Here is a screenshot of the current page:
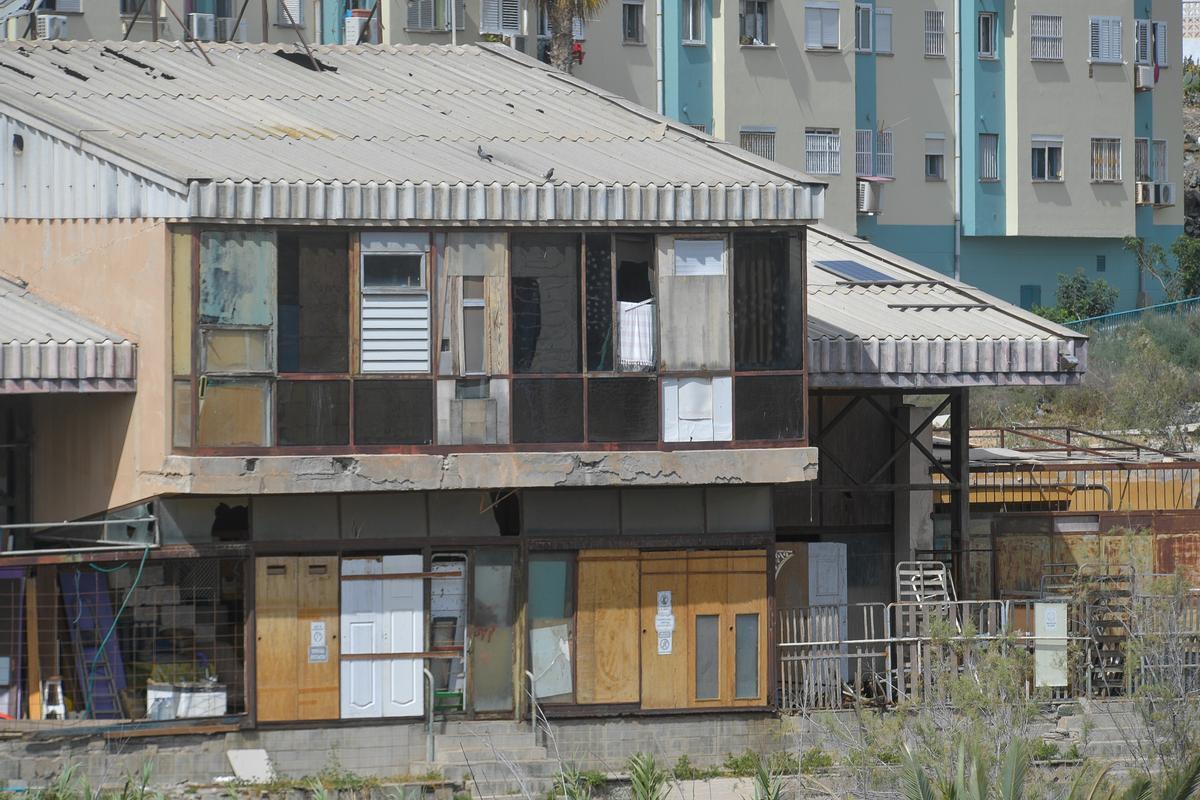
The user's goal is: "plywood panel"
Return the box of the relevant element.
[641,550,688,574]
[576,550,640,705]
[726,571,768,707]
[297,556,340,720]
[686,570,727,708]
[255,557,299,722]
[640,572,687,710]
[688,551,731,573]
[485,275,509,375]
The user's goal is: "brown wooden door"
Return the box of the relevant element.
[639,551,688,710]
[296,556,339,720]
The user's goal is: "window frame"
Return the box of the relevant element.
[682,0,705,44]
[1088,15,1122,64]
[1030,135,1064,183]
[977,11,996,59]
[804,128,842,176]
[1030,13,1063,62]
[1135,137,1151,182]
[1090,137,1122,183]
[924,133,946,182]
[1154,20,1168,67]
[874,7,892,54]
[621,0,644,43]
[804,3,839,51]
[739,126,777,161]
[854,3,871,53]
[739,0,769,46]
[978,133,999,183]
[924,9,945,58]
[855,128,874,177]
[359,234,432,375]
[1135,18,1152,66]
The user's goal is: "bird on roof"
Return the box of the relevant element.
[477,144,494,163]
[543,168,554,181]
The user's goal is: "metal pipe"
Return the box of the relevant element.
[655,0,664,114]
[0,517,158,530]
[449,0,456,45]
[424,667,435,762]
[524,669,538,738]
[952,0,962,281]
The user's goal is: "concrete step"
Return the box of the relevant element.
[435,720,531,736]
[415,760,563,798]
[433,745,550,764]
[435,732,540,749]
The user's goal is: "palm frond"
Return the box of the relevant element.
[1118,775,1153,800]
[1158,754,1200,800]
[998,740,1031,800]
[899,747,937,800]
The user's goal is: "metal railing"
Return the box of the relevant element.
[1063,295,1200,333]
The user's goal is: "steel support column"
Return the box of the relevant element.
[949,388,970,595]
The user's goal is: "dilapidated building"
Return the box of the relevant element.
[0,38,1088,783]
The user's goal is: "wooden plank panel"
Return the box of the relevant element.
[640,572,687,709]
[485,274,509,375]
[686,570,727,708]
[688,551,731,573]
[25,576,40,721]
[641,551,687,574]
[255,557,298,722]
[726,570,768,707]
[576,550,640,704]
[296,556,340,720]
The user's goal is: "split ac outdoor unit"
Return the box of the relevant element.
[35,14,68,39]
[856,180,879,214]
[344,15,380,44]
[188,11,215,41]
[216,16,246,41]
[1155,182,1177,207]
[1135,181,1154,205]
[1135,64,1155,90]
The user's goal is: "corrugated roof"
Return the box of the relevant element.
[0,278,136,392]
[0,40,823,225]
[807,226,1087,388]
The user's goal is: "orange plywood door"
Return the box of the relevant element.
[577,550,640,705]
[255,557,299,722]
[726,568,768,707]
[686,566,727,709]
[296,556,340,720]
[640,551,687,710]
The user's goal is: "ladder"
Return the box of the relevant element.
[59,570,127,719]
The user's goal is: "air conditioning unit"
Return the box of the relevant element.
[1135,64,1155,90]
[216,16,246,41]
[1135,181,1155,205]
[35,14,68,39]
[344,14,380,44]
[856,180,880,214]
[1155,182,1177,207]
[188,12,216,41]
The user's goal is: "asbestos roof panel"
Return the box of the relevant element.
[0,278,136,392]
[807,226,1088,387]
[0,40,823,224]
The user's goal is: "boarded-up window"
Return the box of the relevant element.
[199,232,276,326]
[201,328,272,373]
[734,375,804,440]
[733,233,804,371]
[585,234,614,372]
[354,380,433,445]
[587,377,658,442]
[361,233,431,373]
[662,376,732,442]
[173,379,193,448]
[576,549,640,704]
[658,237,730,371]
[197,377,271,447]
[277,232,349,373]
[277,380,350,446]
[512,378,584,443]
[512,234,581,374]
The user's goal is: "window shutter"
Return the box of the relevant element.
[876,129,894,178]
[572,15,585,39]
[499,0,520,33]
[1089,17,1101,60]
[1155,21,1168,66]
[1108,17,1122,61]
[875,8,891,53]
[480,0,499,33]
[821,8,837,47]
[55,0,82,12]
[804,7,821,48]
[1135,19,1151,65]
[277,0,302,26]
[408,0,434,29]
[456,0,466,28]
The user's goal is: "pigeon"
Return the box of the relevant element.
[477,144,494,162]
[543,167,555,181]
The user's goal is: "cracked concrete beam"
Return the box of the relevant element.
[153,448,819,495]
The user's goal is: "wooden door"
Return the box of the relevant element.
[687,553,728,709]
[577,550,639,704]
[639,551,688,710]
[255,557,299,722]
[296,556,339,720]
[726,552,768,707]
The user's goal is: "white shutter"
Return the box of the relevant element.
[924,10,945,57]
[876,129,894,178]
[1089,17,1101,60]
[407,0,434,29]
[277,0,302,26]
[499,0,520,33]
[804,6,821,48]
[1107,17,1122,62]
[821,8,838,47]
[855,129,873,177]
[55,0,82,12]
[875,8,891,53]
[1154,21,1168,67]
[1135,19,1151,65]
[572,14,585,39]
[361,294,431,373]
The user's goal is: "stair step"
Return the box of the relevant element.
[434,746,549,763]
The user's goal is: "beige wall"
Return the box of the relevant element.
[1153,0,1185,228]
[1,220,172,521]
[571,0,658,110]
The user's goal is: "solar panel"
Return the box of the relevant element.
[816,259,894,283]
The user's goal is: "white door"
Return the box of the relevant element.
[340,555,425,719]
[806,542,849,676]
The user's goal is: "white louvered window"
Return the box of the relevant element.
[277,0,302,26]
[876,128,894,178]
[854,4,871,52]
[54,0,82,12]
[1089,16,1122,64]
[805,128,841,175]
[1154,20,1168,67]
[805,3,839,50]
[739,127,776,160]
[979,133,999,182]
[924,10,945,57]
[408,0,466,31]
[1135,138,1150,180]
[855,128,873,176]
[480,0,521,35]
[1135,19,1152,65]
[875,7,892,53]
[1090,137,1122,183]
[360,233,431,374]
[1152,139,1168,182]
[1030,14,1062,61]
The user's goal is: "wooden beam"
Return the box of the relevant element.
[25,576,40,721]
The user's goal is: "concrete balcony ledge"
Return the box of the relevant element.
[155,447,819,495]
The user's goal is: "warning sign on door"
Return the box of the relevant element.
[308,621,328,663]
[657,635,672,655]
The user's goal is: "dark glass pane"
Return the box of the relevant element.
[733,233,803,371]
[615,235,656,372]
[353,380,433,445]
[277,380,349,446]
[277,232,350,373]
[511,234,581,374]
[463,303,485,375]
[363,253,424,289]
[587,377,658,443]
[512,378,584,443]
[585,234,614,372]
[735,613,759,699]
[734,375,804,441]
[695,614,719,700]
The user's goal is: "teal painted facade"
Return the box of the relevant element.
[960,0,1005,236]
[663,0,713,131]
[857,220,958,277]
[322,0,345,43]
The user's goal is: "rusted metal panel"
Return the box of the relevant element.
[994,533,1051,597]
[1156,533,1200,584]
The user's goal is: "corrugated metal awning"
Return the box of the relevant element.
[0,278,136,393]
